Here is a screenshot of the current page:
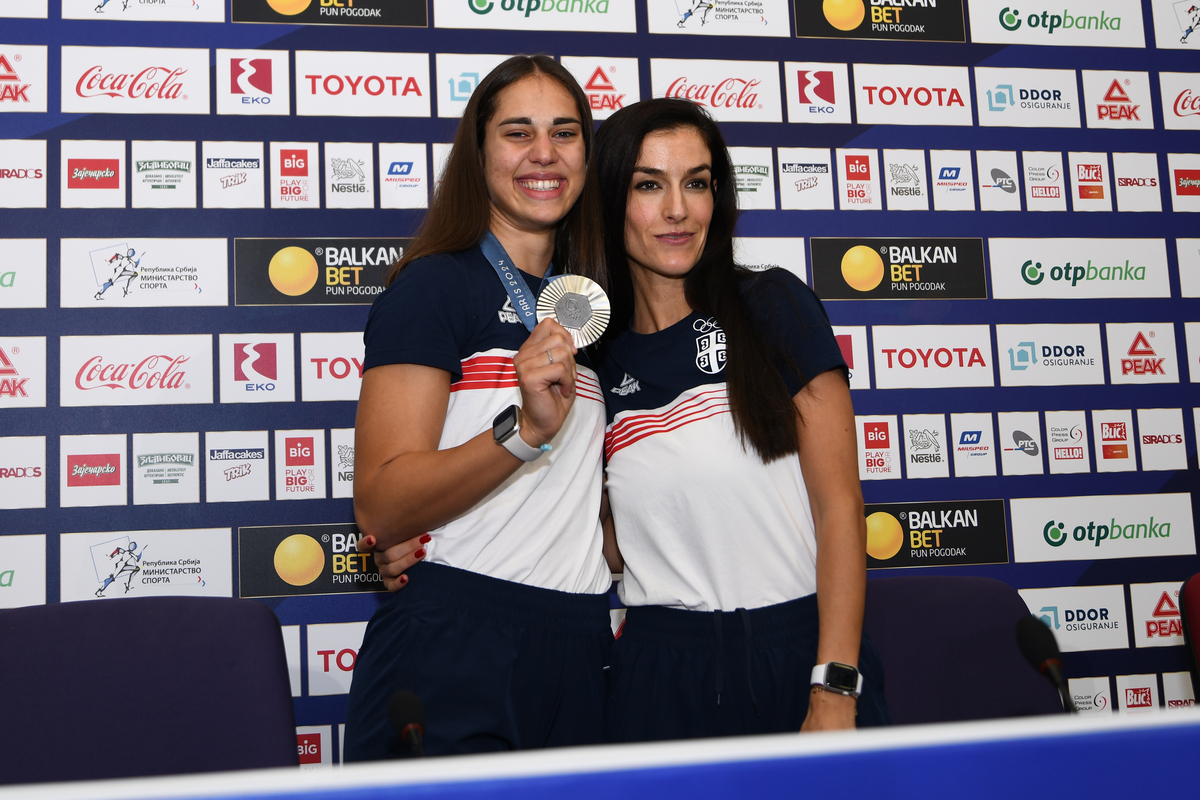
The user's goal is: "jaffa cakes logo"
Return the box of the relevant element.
[238,523,383,597]
[231,0,426,26]
[89,536,205,598]
[865,499,1008,568]
[797,0,966,41]
[693,317,726,374]
[234,238,408,305]
[811,238,986,300]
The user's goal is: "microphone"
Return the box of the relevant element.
[1016,614,1077,713]
[387,690,426,758]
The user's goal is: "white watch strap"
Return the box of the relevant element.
[501,428,545,462]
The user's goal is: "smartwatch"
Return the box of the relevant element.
[810,662,863,699]
[492,404,547,462]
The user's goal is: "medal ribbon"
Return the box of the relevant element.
[481,231,554,333]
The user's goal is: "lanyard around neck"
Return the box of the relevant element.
[480,231,555,333]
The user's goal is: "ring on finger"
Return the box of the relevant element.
[546,349,554,365]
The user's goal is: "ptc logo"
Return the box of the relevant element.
[1043,520,1067,547]
[1020,260,1045,285]
[467,0,494,13]
[999,6,1022,30]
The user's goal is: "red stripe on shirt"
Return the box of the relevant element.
[605,389,730,460]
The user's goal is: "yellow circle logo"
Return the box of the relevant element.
[266,0,312,15]
[865,512,904,561]
[823,0,865,30]
[274,534,325,586]
[269,247,319,297]
[840,245,885,292]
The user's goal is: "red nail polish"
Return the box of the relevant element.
[414,548,426,559]
[399,575,409,585]
[419,533,432,544]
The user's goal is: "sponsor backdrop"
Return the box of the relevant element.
[2,0,1199,762]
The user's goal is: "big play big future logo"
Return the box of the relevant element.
[233,238,408,306]
[239,523,384,597]
[799,0,966,41]
[230,0,426,25]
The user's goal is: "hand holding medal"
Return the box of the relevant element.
[535,275,611,348]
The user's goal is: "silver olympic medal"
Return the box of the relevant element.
[536,274,611,348]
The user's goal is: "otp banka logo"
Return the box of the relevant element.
[234,342,277,390]
[997,6,1124,35]
[230,58,273,104]
[1020,258,1149,288]
[1043,516,1174,549]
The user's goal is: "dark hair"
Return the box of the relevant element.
[386,55,604,288]
[593,98,800,462]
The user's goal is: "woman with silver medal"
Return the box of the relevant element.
[343,56,618,760]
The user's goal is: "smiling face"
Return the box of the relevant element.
[623,127,714,285]
[482,73,587,236]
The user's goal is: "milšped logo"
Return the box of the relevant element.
[468,0,612,16]
[1043,516,1172,548]
[997,6,1124,34]
[1020,258,1147,287]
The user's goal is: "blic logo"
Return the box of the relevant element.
[74,355,189,391]
[75,65,187,100]
[1125,687,1153,709]
[1043,516,1173,548]
[664,76,761,111]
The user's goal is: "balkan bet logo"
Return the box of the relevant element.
[230,57,272,100]
[0,347,27,399]
[231,0,427,26]
[0,54,32,104]
[583,66,624,113]
[1098,79,1139,121]
[66,453,121,487]
[802,0,965,41]
[239,523,384,598]
[1123,331,1163,376]
[797,70,835,105]
[67,159,120,189]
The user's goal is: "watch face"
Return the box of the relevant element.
[493,406,518,442]
[825,663,859,692]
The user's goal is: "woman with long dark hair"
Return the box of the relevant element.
[342,55,615,759]
[593,98,889,739]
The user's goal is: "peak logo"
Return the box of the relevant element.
[972,1,1145,48]
[1081,73,1150,127]
[1106,323,1178,384]
[797,0,966,41]
[0,46,48,112]
[561,57,639,122]
[0,53,32,105]
[61,46,209,115]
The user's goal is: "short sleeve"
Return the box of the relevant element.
[741,269,847,396]
[362,255,474,381]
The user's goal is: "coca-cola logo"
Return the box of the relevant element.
[664,76,761,110]
[74,355,190,391]
[1174,89,1200,118]
[75,65,188,100]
